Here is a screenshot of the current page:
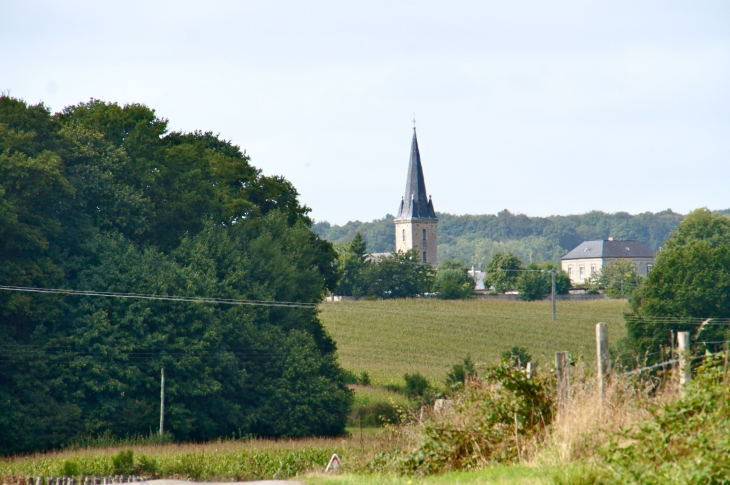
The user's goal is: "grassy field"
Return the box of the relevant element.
[320,298,628,385]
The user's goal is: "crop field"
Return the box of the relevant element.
[320,298,628,385]
[0,436,390,481]
[0,436,553,484]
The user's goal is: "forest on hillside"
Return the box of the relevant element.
[312,209,730,268]
[0,96,350,454]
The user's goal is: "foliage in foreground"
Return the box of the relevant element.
[598,354,730,484]
[400,362,553,475]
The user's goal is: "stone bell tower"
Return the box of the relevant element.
[394,128,438,264]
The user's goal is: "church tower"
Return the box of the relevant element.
[395,128,438,264]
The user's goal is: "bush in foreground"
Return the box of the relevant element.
[598,354,730,484]
[401,362,553,475]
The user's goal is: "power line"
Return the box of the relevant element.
[0,285,316,308]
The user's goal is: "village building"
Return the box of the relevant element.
[394,128,438,264]
[561,238,655,284]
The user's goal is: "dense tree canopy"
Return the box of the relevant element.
[627,209,730,356]
[596,259,643,299]
[434,260,475,299]
[0,96,350,454]
[333,233,434,299]
[484,252,523,293]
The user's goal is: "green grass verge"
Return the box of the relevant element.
[303,467,547,485]
[320,298,628,385]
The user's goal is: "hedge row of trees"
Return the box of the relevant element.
[0,96,351,454]
[335,233,475,300]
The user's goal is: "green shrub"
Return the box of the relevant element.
[351,401,400,427]
[501,347,532,368]
[600,353,730,483]
[435,260,475,299]
[445,355,478,391]
[516,270,551,301]
[136,455,159,477]
[61,460,80,477]
[112,449,135,475]
[404,373,432,402]
[342,369,359,384]
[358,371,371,386]
[401,362,553,475]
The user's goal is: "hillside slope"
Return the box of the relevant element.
[319,298,628,385]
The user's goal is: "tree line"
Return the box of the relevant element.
[312,209,709,268]
[0,96,350,454]
[334,233,475,300]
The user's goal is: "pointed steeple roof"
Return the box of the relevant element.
[396,129,437,221]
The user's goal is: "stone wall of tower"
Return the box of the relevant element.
[394,219,438,264]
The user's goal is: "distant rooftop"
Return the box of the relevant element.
[561,240,655,261]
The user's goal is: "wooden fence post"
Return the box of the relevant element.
[677,331,691,393]
[596,322,610,407]
[555,351,570,424]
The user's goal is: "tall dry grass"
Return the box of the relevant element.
[534,362,677,467]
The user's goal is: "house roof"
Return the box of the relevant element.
[561,240,655,261]
[395,129,437,221]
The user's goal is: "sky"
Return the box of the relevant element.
[1,1,729,225]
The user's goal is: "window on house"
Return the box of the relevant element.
[422,228,426,243]
[579,266,585,278]
[568,266,573,276]
[422,251,427,263]
[590,265,596,275]
[647,264,653,273]
[402,229,405,242]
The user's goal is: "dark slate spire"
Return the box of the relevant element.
[396,129,437,220]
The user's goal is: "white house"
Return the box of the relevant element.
[561,238,655,284]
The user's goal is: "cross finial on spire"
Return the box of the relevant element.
[412,113,416,130]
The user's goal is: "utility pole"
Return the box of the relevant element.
[160,367,165,436]
[551,270,557,322]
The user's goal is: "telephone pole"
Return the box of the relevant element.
[160,367,165,436]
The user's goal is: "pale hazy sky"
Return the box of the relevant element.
[2,1,729,224]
